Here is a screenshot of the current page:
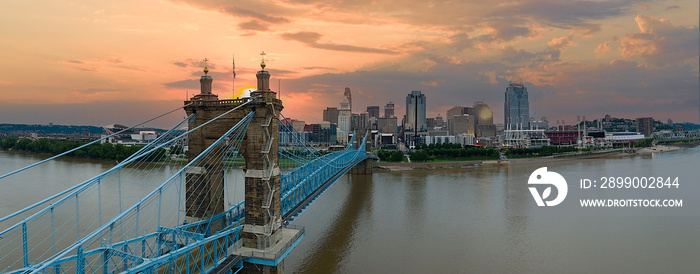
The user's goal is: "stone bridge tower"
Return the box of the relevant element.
[184,55,291,273]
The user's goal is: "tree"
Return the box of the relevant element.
[1,137,17,149]
[410,150,430,162]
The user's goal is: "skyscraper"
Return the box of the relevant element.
[405,90,427,132]
[384,102,395,118]
[474,101,496,137]
[446,106,473,135]
[504,80,529,130]
[338,98,351,143]
[366,106,380,118]
[636,117,654,137]
[344,87,352,112]
[323,107,339,125]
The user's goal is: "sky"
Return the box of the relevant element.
[0,0,698,129]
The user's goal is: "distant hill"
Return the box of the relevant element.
[675,123,700,131]
[0,124,167,136]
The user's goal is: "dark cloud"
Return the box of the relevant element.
[238,20,269,31]
[502,0,637,28]
[173,59,216,70]
[280,31,397,54]
[501,46,537,63]
[223,7,289,24]
[277,41,697,124]
[163,79,200,89]
[66,60,84,64]
[486,22,533,42]
[665,5,680,10]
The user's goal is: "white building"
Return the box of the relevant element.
[423,135,457,145]
[337,97,351,143]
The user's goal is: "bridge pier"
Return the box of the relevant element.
[350,158,373,174]
[350,129,373,175]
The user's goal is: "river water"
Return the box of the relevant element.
[1,148,699,272]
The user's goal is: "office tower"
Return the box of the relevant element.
[446,106,473,135]
[451,115,474,135]
[366,106,380,119]
[323,107,339,125]
[504,80,529,130]
[338,98,351,143]
[344,87,352,112]
[473,101,496,137]
[636,117,654,137]
[405,90,427,132]
[384,102,395,118]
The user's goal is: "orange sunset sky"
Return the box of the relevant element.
[0,0,698,128]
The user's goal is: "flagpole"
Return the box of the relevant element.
[232,53,236,98]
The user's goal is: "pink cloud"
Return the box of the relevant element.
[595,41,610,54]
[619,15,699,66]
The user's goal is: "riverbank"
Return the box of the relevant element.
[375,149,634,171]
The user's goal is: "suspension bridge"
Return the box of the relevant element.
[0,60,373,273]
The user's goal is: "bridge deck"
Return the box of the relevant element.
[282,156,370,223]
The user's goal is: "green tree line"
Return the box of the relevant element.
[377,150,406,162]
[504,146,578,157]
[0,137,148,161]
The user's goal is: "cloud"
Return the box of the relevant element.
[163,79,200,89]
[303,66,338,71]
[238,20,269,31]
[280,31,398,54]
[481,22,533,43]
[223,7,289,24]
[619,15,699,66]
[76,88,120,94]
[503,0,636,28]
[173,58,216,69]
[595,41,611,54]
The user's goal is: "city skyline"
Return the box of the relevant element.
[0,0,698,128]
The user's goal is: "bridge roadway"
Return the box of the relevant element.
[282,156,371,223]
[173,154,373,274]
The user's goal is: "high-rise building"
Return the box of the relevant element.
[311,122,337,144]
[355,112,369,130]
[338,98,351,143]
[405,90,427,132]
[446,106,473,135]
[384,102,395,118]
[473,102,496,137]
[451,115,474,135]
[323,107,339,125]
[377,116,398,134]
[344,87,352,112]
[291,120,305,132]
[366,106,380,119]
[426,118,436,129]
[636,117,654,137]
[504,80,529,130]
